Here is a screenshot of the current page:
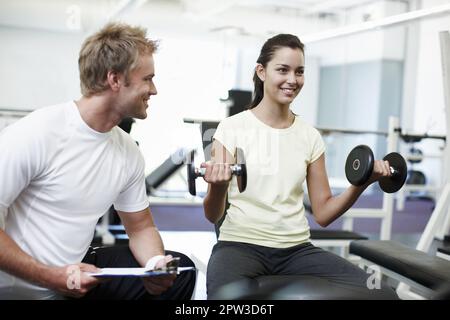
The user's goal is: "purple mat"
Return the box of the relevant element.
[150,194,434,234]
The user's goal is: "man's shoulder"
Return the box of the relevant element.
[112,126,141,153]
[110,127,145,173]
[2,102,71,140]
[17,101,71,127]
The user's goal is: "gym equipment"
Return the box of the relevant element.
[118,117,135,134]
[396,30,450,299]
[210,275,388,300]
[350,240,450,299]
[145,148,192,195]
[386,30,450,299]
[345,145,407,193]
[406,170,426,185]
[187,147,247,196]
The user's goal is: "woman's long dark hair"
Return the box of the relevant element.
[248,34,304,109]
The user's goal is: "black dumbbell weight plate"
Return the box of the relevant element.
[235,147,247,193]
[237,163,247,193]
[379,152,407,193]
[345,145,374,186]
[187,151,197,196]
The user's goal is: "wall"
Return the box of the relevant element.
[0,27,82,109]
[403,0,450,188]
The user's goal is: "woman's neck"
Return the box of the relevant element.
[251,101,295,129]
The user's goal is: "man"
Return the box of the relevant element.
[0,22,196,300]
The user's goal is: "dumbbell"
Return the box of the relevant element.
[345,145,407,193]
[187,147,247,196]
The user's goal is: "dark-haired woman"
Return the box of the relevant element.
[202,34,398,300]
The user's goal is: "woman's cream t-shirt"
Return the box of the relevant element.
[213,110,325,248]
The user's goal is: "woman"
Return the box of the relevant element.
[202,34,398,300]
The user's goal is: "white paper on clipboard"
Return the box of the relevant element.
[85,266,195,278]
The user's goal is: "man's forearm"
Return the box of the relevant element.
[128,226,165,267]
[0,229,51,287]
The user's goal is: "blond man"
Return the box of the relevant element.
[0,23,196,300]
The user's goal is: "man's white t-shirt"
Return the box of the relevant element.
[0,101,149,299]
[213,110,325,248]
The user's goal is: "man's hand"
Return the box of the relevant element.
[142,255,176,295]
[46,263,101,298]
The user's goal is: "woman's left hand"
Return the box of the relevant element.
[368,160,392,184]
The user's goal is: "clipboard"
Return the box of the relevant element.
[85,257,195,278]
[85,267,195,278]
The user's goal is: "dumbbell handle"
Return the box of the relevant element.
[389,166,398,176]
[194,164,242,178]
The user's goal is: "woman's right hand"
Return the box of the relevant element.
[200,161,232,187]
[45,263,101,298]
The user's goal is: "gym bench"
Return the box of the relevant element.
[349,240,450,299]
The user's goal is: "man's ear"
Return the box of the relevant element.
[255,64,265,82]
[106,71,121,92]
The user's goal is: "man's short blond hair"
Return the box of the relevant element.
[78,22,158,96]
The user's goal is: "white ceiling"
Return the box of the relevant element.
[0,0,409,41]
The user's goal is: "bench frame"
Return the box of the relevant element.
[357,258,433,299]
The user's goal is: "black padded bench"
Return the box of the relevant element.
[435,236,450,260]
[438,246,450,255]
[310,230,368,258]
[211,275,393,300]
[437,245,450,260]
[350,240,450,298]
[311,230,367,240]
